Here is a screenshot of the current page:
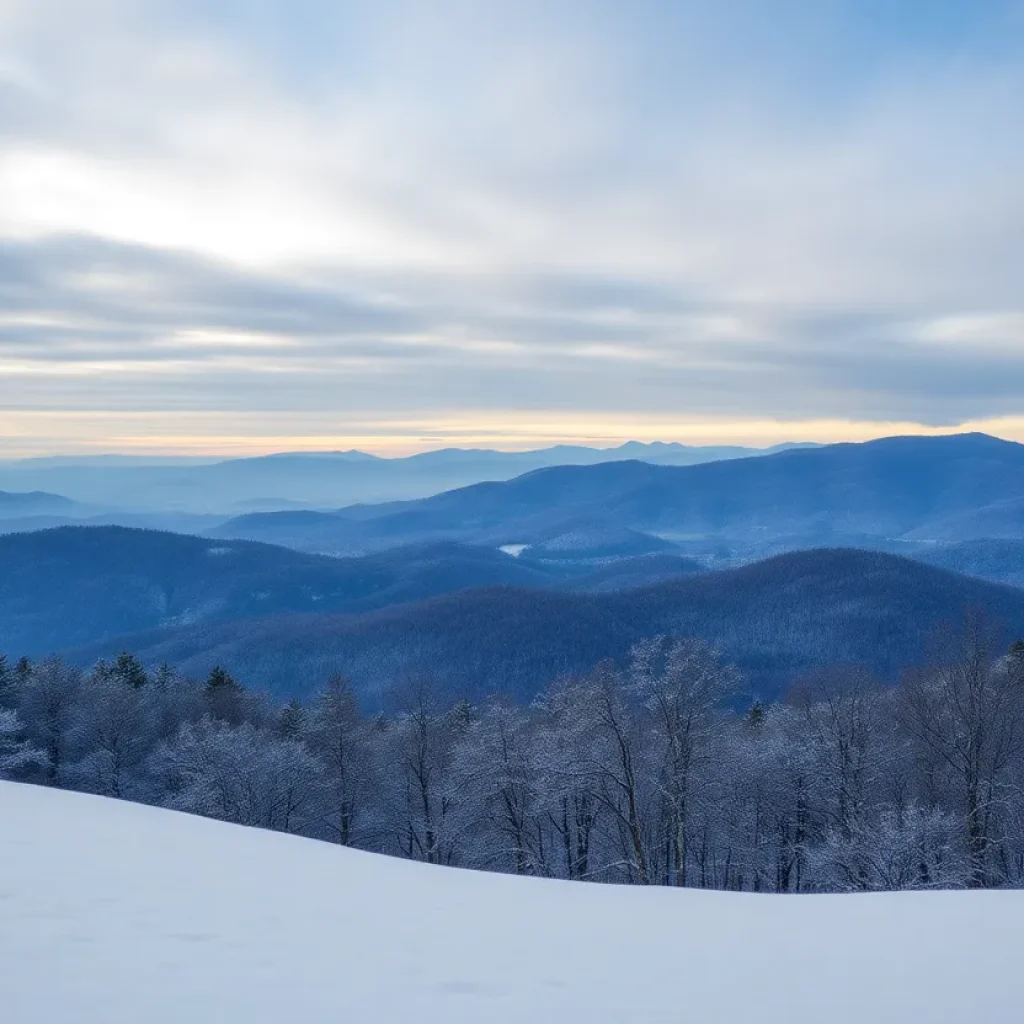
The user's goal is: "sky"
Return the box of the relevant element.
[1,0,1023,456]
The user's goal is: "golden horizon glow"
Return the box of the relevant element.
[3,411,1024,460]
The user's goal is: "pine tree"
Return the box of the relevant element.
[112,651,149,689]
[745,701,767,729]
[14,656,32,686]
[205,666,244,723]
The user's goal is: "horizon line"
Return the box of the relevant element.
[0,422,1020,463]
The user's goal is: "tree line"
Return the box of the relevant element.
[2,614,1024,892]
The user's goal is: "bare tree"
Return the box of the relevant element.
[898,611,1024,887]
[533,680,603,880]
[381,678,464,866]
[304,675,372,847]
[631,636,739,886]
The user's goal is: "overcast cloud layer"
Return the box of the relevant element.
[1,0,1023,455]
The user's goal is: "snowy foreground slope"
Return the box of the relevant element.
[2,783,1022,1024]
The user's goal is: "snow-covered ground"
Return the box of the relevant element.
[2,782,1022,1023]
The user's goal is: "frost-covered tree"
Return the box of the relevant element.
[532,680,603,880]
[580,661,659,884]
[70,662,157,799]
[898,613,1024,887]
[0,709,46,777]
[810,804,966,891]
[16,656,82,786]
[154,719,322,834]
[630,636,738,886]
[451,701,542,874]
[379,679,464,865]
[303,676,373,847]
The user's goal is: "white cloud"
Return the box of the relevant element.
[0,0,1023,452]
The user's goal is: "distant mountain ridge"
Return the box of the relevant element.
[0,490,82,519]
[0,440,819,513]
[214,432,1024,556]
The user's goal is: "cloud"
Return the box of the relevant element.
[0,1,1022,452]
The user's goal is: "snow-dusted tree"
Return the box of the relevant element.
[154,718,322,834]
[579,660,659,884]
[746,704,827,892]
[630,636,739,886]
[533,679,604,880]
[0,653,13,709]
[0,709,46,777]
[898,612,1024,887]
[303,676,373,847]
[712,711,782,891]
[16,656,82,786]
[379,679,464,865]
[786,667,889,845]
[810,803,966,891]
[451,700,542,874]
[69,662,157,799]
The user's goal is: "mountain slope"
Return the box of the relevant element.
[1,782,1020,1024]
[215,433,1024,555]
[913,539,1024,588]
[67,549,1024,704]
[0,489,81,519]
[904,497,1024,541]
[0,527,565,655]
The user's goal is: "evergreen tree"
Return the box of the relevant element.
[112,651,149,690]
[205,666,244,723]
[745,701,767,729]
[14,656,32,686]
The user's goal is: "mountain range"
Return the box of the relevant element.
[213,432,1024,557]
[0,440,816,514]
[6,432,1024,706]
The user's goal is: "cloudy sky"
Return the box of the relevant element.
[1,0,1023,456]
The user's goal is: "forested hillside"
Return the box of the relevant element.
[0,527,572,653]
[65,549,1024,703]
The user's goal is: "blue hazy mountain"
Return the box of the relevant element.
[912,539,1024,589]
[0,490,83,519]
[0,527,585,655]
[213,433,1024,556]
[0,526,706,657]
[0,440,817,514]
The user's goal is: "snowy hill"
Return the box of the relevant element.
[1,782,1021,1023]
